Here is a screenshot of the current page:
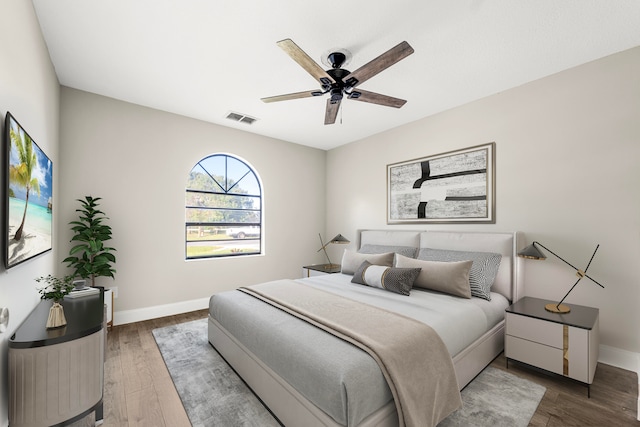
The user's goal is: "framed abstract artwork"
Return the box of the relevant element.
[4,112,53,268]
[387,142,495,224]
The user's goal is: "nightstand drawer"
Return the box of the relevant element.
[506,312,563,348]
[505,335,563,375]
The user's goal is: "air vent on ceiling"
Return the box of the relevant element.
[225,111,258,125]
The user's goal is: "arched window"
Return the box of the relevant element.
[185,154,262,259]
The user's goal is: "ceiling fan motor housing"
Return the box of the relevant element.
[327,67,351,89]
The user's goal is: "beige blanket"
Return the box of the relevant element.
[240,280,462,427]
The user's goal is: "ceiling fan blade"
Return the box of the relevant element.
[325,99,341,125]
[261,90,319,103]
[348,89,407,108]
[277,39,336,86]
[343,41,414,89]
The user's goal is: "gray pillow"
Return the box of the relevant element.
[417,248,502,301]
[395,254,473,298]
[358,244,418,258]
[351,261,421,296]
[341,250,394,275]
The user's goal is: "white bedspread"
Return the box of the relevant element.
[298,273,509,357]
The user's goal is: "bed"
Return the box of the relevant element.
[208,230,523,427]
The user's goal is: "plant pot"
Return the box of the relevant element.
[46,301,67,329]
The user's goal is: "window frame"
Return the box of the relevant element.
[185,153,263,260]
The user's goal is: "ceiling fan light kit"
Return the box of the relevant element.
[262,38,414,125]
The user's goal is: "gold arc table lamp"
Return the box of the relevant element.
[517,241,605,313]
[317,233,350,269]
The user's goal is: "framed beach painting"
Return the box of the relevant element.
[4,112,53,268]
[387,142,495,224]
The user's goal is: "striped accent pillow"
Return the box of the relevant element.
[351,261,421,296]
[417,248,502,301]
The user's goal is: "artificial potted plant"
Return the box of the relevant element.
[63,196,117,287]
[36,274,75,328]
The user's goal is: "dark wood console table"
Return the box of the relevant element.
[9,291,105,426]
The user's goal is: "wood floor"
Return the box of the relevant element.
[91,309,638,427]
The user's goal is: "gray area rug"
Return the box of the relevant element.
[152,319,280,427]
[153,318,545,427]
[439,365,546,427]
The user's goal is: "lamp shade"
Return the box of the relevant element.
[517,243,546,260]
[329,234,350,245]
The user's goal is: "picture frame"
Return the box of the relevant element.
[387,142,495,224]
[4,112,53,268]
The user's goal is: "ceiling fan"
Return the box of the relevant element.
[261,39,414,125]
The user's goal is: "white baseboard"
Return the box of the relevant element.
[599,344,640,421]
[599,344,640,372]
[114,299,640,421]
[113,297,210,326]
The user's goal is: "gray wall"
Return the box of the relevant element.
[326,47,640,361]
[0,1,61,425]
[58,88,327,321]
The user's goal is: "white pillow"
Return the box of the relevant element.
[341,250,394,275]
[358,244,418,258]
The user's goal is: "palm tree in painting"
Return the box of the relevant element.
[9,127,41,241]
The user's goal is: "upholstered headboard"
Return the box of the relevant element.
[359,230,523,302]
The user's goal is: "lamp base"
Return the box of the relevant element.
[545,303,571,313]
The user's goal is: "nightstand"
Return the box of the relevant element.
[302,263,341,277]
[505,296,599,397]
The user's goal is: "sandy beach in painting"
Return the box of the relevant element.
[7,198,52,267]
[7,220,52,266]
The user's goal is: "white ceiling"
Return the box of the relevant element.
[32,0,640,150]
